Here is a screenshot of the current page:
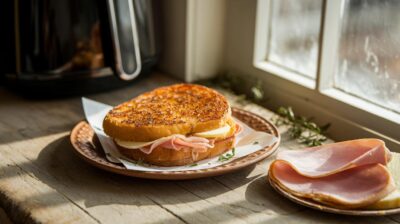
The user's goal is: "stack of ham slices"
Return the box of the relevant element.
[269,139,396,209]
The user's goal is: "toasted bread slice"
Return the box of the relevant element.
[103,84,231,141]
[116,135,236,166]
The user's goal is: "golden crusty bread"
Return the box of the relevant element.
[103,84,231,141]
[116,135,236,166]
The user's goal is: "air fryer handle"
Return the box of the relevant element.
[107,0,141,81]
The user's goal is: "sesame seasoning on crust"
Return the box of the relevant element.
[103,84,231,141]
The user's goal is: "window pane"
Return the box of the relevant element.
[268,0,323,78]
[335,0,400,113]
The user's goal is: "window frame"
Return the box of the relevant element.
[254,0,400,145]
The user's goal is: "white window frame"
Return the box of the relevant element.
[254,0,400,146]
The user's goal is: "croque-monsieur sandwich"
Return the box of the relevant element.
[103,84,240,166]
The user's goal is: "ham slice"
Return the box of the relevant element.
[270,161,395,208]
[276,139,391,178]
[138,135,214,154]
[269,138,395,208]
[117,124,242,155]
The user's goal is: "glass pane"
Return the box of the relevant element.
[335,0,400,113]
[268,0,323,78]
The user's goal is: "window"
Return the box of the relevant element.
[254,0,400,142]
[336,0,400,113]
[267,0,322,79]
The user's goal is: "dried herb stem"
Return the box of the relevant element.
[274,107,330,147]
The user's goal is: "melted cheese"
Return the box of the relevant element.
[115,124,234,149]
[114,135,182,149]
[193,124,232,138]
[115,139,156,149]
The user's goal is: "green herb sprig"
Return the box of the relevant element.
[274,107,330,147]
[218,148,236,162]
[133,158,146,166]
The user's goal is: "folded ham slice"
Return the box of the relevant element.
[276,139,391,178]
[269,138,395,209]
[270,161,395,208]
[138,135,214,154]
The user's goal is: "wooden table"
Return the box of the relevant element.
[1,73,399,224]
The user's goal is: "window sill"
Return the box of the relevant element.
[321,88,400,125]
[254,61,316,89]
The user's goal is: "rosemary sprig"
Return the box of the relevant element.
[218,148,236,162]
[274,107,330,147]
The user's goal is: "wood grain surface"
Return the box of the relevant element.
[1,72,400,224]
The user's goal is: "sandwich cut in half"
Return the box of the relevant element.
[103,84,240,166]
